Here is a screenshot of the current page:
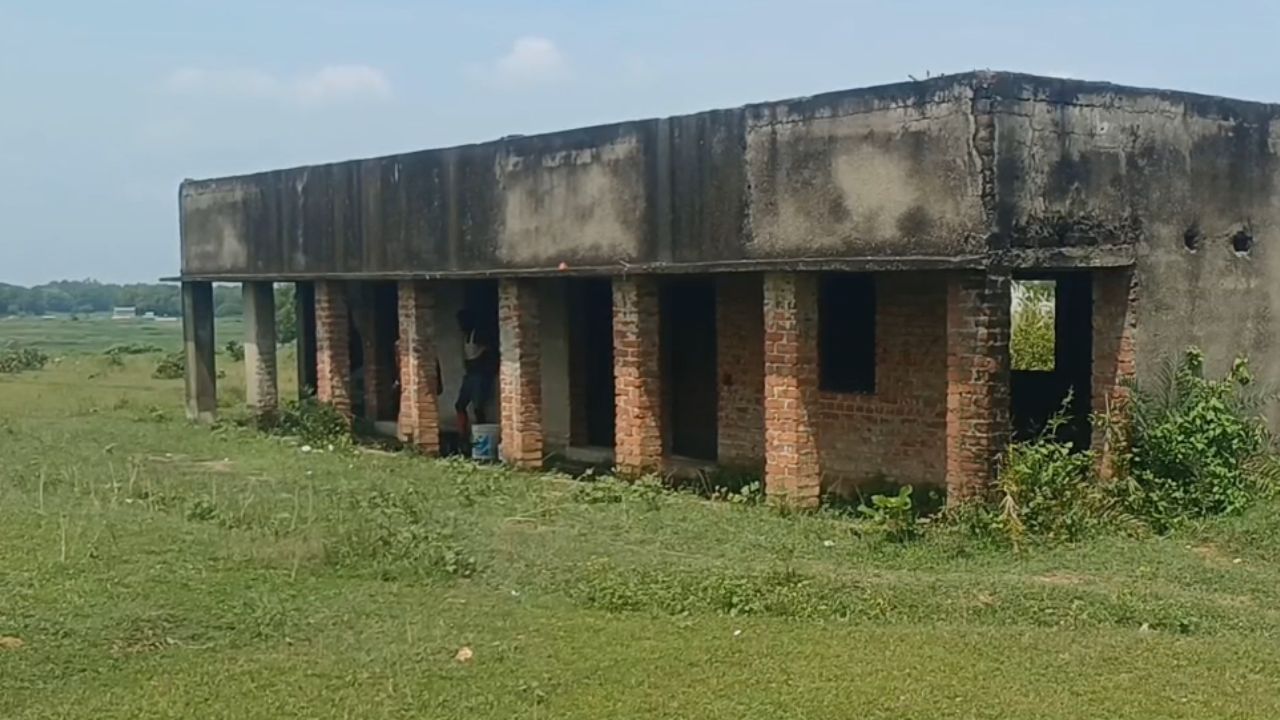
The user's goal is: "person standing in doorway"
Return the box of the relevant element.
[455,308,494,444]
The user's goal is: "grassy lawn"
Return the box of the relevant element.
[2,328,1280,718]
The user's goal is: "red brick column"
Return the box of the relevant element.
[315,281,352,422]
[397,280,440,455]
[945,271,1011,504]
[499,278,544,468]
[613,276,664,474]
[1092,268,1137,477]
[717,274,765,468]
[763,273,821,507]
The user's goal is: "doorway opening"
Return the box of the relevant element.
[568,278,616,448]
[662,277,718,461]
[1010,272,1092,447]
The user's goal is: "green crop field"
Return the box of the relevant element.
[2,321,1280,718]
[0,315,243,355]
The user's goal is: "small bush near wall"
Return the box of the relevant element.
[1106,348,1279,532]
[979,347,1280,545]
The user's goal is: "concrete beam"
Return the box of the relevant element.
[182,281,217,423]
[242,281,278,419]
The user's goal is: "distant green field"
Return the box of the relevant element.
[0,315,243,354]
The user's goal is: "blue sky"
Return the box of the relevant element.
[2,0,1278,285]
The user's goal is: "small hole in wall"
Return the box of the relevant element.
[1183,226,1201,252]
[1232,230,1254,256]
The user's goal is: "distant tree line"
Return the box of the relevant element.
[0,280,298,323]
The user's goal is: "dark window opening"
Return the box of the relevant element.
[818,274,875,394]
[662,278,718,461]
[568,278,616,448]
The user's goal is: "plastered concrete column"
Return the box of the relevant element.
[945,270,1011,504]
[499,278,544,468]
[242,281,278,420]
[613,276,664,474]
[397,280,441,455]
[315,281,352,422]
[182,281,217,424]
[762,273,821,508]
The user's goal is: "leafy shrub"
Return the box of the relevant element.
[0,345,49,374]
[104,343,163,357]
[326,488,478,580]
[152,351,185,379]
[1108,349,1277,532]
[273,397,351,447]
[857,485,918,542]
[1011,281,1055,371]
[223,340,245,362]
[998,419,1109,545]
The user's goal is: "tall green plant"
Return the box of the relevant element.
[1107,348,1276,532]
[1011,282,1055,372]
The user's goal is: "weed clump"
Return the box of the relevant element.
[273,398,351,448]
[152,350,185,380]
[1109,348,1277,532]
[986,348,1279,545]
[104,343,163,357]
[0,344,49,374]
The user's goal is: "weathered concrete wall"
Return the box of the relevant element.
[180,76,988,279]
[744,84,985,259]
[992,75,1280,424]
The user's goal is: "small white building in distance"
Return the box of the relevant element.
[111,306,136,320]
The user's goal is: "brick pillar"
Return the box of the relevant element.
[763,273,821,507]
[315,281,352,422]
[499,279,543,468]
[613,276,664,474]
[945,271,1011,504]
[182,281,217,424]
[1092,267,1137,477]
[242,281,278,420]
[397,281,440,454]
[717,274,765,468]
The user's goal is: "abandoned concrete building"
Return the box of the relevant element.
[176,71,1279,507]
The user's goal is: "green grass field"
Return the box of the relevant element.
[3,322,1280,718]
[0,315,243,354]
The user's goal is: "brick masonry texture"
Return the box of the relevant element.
[315,281,352,421]
[1092,267,1137,476]
[818,274,948,491]
[763,273,822,507]
[716,275,765,467]
[499,279,544,468]
[945,270,1011,503]
[397,280,440,455]
[613,276,664,474]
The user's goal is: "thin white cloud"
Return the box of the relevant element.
[294,65,392,104]
[162,64,392,105]
[488,36,568,87]
[164,67,280,98]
